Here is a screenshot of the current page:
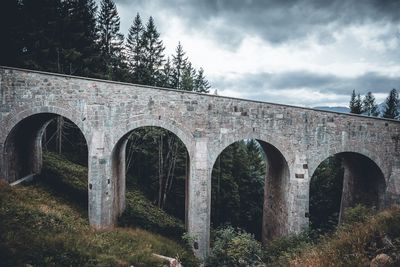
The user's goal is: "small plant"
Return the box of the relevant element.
[182,232,197,248]
[264,231,312,265]
[341,204,375,225]
[205,226,265,267]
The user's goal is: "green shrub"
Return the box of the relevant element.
[205,226,265,267]
[341,204,375,225]
[264,231,312,265]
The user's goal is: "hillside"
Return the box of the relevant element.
[0,152,198,267]
[2,152,400,267]
[267,206,400,267]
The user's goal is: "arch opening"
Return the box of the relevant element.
[4,113,54,182]
[3,112,89,211]
[112,126,190,233]
[309,152,386,234]
[211,139,290,244]
[42,116,88,166]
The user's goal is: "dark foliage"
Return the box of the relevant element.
[124,127,189,222]
[383,88,399,119]
[0,0,211,90]
[211,140,266,240]
[362,91,379,117]
[205,227,265,267]
[43,117,88,166]
[349,89,362,114]
[309,156,344,234]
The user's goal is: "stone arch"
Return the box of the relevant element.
[308,147,386,183]
[0,106,91,146]
[309,151,386,228]
[0,106,90,183]
[112,118,194,159]
[110,118,193,220]
[210,135,291,244]
[210,132,292,169]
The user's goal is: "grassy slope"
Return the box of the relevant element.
[6,152,399,267]
[0,152,198,267]
[268,206,400,267]
[291,208,400,266]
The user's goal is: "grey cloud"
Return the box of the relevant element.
[268,72,400,94]
[115,0,400,46]
[214,71,400,98]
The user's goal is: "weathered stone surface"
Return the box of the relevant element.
[1,66,400,259]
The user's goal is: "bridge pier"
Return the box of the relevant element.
[187,138,211,259]
[88,131,115,228]
[386,158,400,206]
[88,153,116,228]
[260,141,292,243]
[111,138,128,217]
[0,144,4,180]
[286,154,310,235]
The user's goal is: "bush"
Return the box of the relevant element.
[205,226,265,267]
[341,204,375,225]
[264,231,312,265]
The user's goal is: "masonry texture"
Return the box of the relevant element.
[1,67,400,259]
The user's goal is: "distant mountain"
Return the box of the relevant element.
[313,103,400,118]
[313,106,350,113]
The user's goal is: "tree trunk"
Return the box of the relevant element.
[56,116,64,154]
[161,135,178,209]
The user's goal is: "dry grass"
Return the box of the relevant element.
[0,153,198,267]
[286,207,400,267]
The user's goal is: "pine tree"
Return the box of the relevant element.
[309,157,344,233]
[0,0,24,67]
[126,13,144,83]
[194,68,211,93]
[362,91,379,117]
[383,88,399,119]
[349,90,356,112]
[159,57,174,88]
[349,90,362,114]
[98,0,124,80]
[60,0,101,76]
[211,140,266,239]
[240,140,265,239]
[141,16,165,86]
[172,42,188,89]
[19,0,63,72]
[211,144,240,227]
[124,126,188,219]
[180,62,196,91]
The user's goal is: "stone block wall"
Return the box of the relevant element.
[1,66,400,259]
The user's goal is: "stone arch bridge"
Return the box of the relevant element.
[1,66,400,259]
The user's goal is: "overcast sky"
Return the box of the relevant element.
[109,0,400,107]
